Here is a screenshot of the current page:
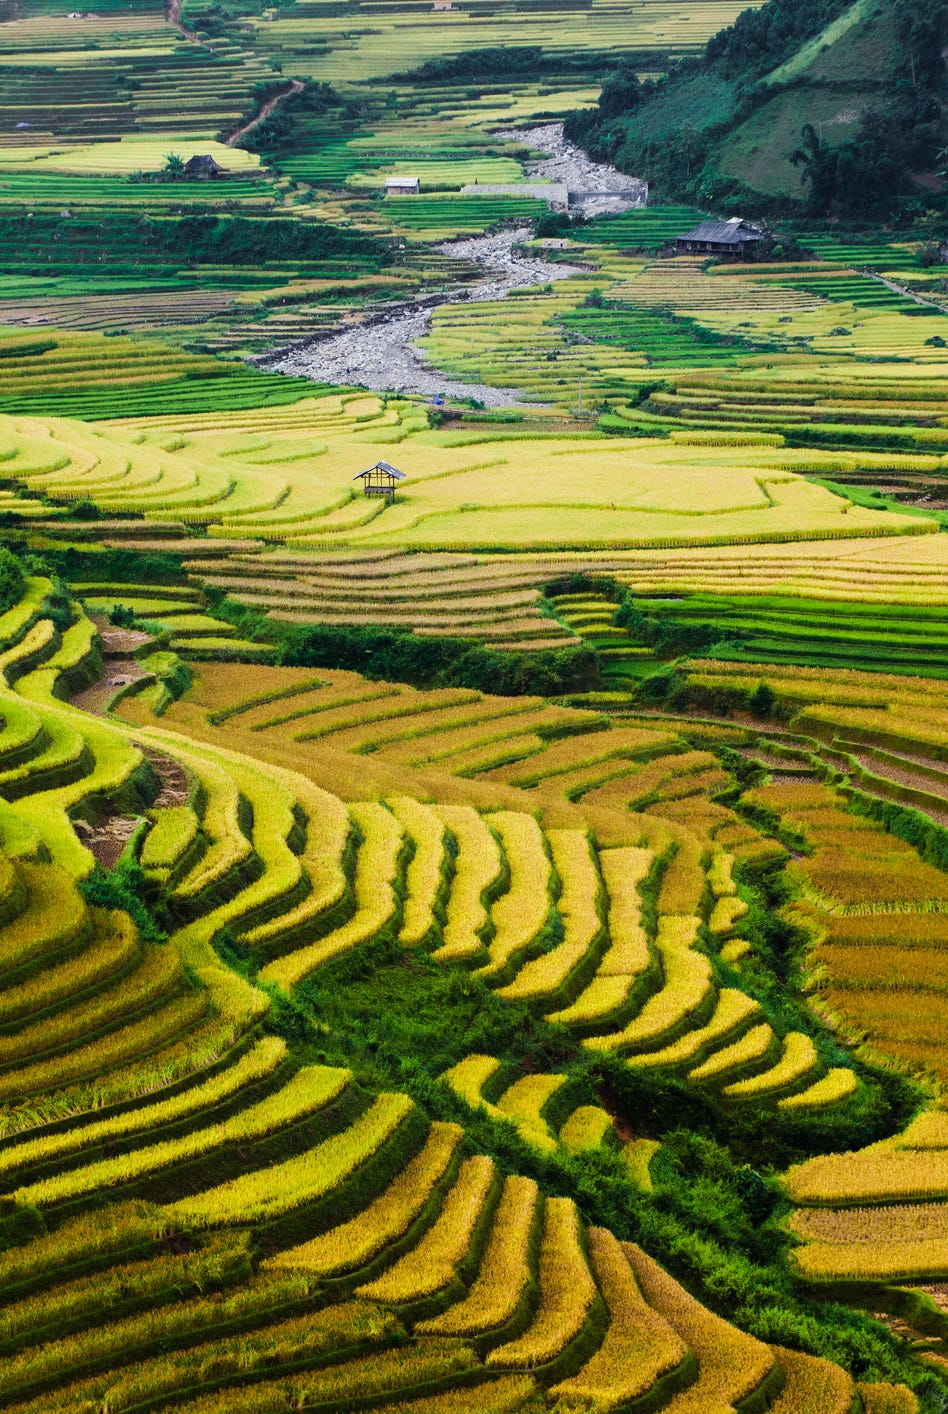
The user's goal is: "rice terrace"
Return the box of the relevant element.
[4,0,948,1408]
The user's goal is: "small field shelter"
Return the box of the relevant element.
[354,461,406,502]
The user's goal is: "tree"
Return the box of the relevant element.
[832,111,907,219]
[163,152,185,178]
[598,65,641,120]
[789,123,838,214]
[894,0,948,90]
[749,682,775,718]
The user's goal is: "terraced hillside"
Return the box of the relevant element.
[111,659,882,1117]
[0,565,929,1408]
[0,393,920,544]
[8,0,948,1401]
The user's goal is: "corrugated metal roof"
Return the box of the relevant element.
[354,461,407,480]
[677,220,761,244]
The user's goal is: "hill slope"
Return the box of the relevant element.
[567,0,948,218]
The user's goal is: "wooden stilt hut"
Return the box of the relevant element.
[354,461,406,504]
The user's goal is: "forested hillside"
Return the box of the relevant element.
[567,0,948,217]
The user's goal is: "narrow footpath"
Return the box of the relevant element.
[226,81,304,149]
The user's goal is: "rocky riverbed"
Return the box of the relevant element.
[494,122,647,217]
[264,226,587,405]
[262,123,641,404]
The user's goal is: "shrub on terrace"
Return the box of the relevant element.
[0,548,25,618]
[211,598,601,696]
[748,682,775,718]
[283,624,600,697]
[79,858,169,945]
[108,605,143,630]
[65,500,102,522]
[535,211,587,239]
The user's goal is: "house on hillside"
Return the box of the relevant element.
[183,155,225,180]
[675,217,762,259]
[385,176,421,196]
[354,461,406,503]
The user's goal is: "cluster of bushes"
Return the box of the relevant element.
[387,45,637,84]
[79,857,169,944]
[614,590,737,657]
[0,547,25,617]
[151,214,383,268]
[0,212,385,274]
[209,596,601,696]
[40,547,187,588]
[237,80,359,157]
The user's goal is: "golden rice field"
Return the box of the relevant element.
[0,566,927,1409]
[0,397,924,552]
[8,0,948,1394]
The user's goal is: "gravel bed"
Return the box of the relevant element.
[266,226,586,406]
[495,122,648,216]
[261,123,642,404]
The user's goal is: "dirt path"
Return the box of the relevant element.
[68,620,189,869]
[164,0,204,44]
[865,270,948,314]
[226,80,303,149]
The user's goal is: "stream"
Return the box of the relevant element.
[260,123,646,406]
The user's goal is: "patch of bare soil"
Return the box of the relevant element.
[70,618,154,716]
[67,632,189,868]
[76,815,139,870]
[98,622,153,656]
[71,657,150,716]
[914,1282,948,1310]
[146,748,189,809]
[870,1309,942,1348]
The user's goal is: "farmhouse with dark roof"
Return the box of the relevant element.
[183,154,225,180]
[675,217,762,259]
